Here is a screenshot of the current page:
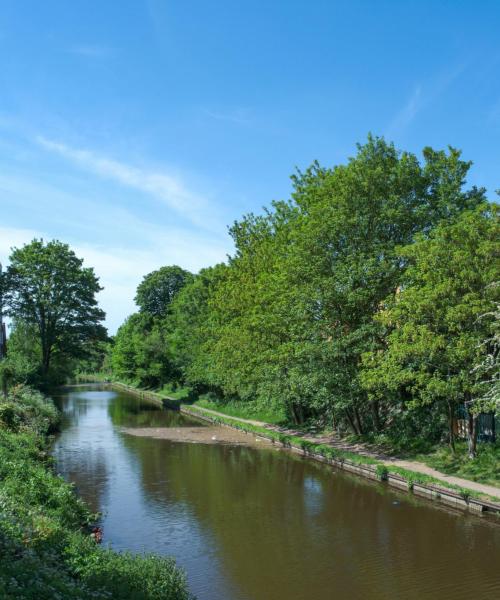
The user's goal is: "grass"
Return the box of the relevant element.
[327,430,500,490]
[157,382,201,402]
[385,466,490,502]
[193,397,286,425]
[416,442,500,488]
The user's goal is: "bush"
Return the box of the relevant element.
[375,465,389,480]
[66,536,193,600]
[0,384,60,435]
[0,403,19,429]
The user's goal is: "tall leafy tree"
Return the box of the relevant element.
[274,138,486,429]
[135,265,193,318]
[167,264,227,390]
[362,206,499,452]
[5,239,106,377]
[205,137,485,427]
[112,312,173,387]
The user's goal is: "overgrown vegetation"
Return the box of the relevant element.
[416,442,500,488]
[106,137,499,457]
[193,397,286,425]
[0,385,193,599]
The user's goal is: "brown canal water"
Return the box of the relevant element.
[52,385,500,600]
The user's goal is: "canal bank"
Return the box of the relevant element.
[54,384,500,600]
[107,381,500,518]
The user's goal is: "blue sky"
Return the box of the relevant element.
[1,0,499,333]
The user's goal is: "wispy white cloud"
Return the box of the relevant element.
[0,225,42,258]
[35,136,219,231]
[386,63,468,137]
[68,45,115,58]
[386,85,422,137]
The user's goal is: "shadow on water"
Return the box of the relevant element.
[52,386,500,600]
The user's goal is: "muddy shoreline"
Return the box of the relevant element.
[121,425,275,447]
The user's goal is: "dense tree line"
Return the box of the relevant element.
[110,138,499,450]
[2,138,494,450]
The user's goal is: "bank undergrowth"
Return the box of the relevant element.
[416,442,500,488]
[0,384,193,600]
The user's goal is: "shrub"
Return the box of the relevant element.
[66,535,193,600]
[375,465,389,480]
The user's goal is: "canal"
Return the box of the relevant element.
[52,385,500,600]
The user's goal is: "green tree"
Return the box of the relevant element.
[168,264,227,390]
[362,206,499,453]
[471,291,500,416]
[204,137,485,427]
[112,312,175,388]
[135,265,193,318]
[5,239,106,378]
[0,321,41,388]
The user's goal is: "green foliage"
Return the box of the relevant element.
[167,264,227,391]
[112,313,175,388]
[135,265,193,318]
[472,290,500,414]
[362,205,499,446]
[0,384,59,434]
[0,321,41,387]
[110,137,498,459]
[375,465,389,480]
[112,264,200,389]
[74,340,114,377]
[417,442,500,487]
[0,386,193,599]
[3,239,106,380]
[65,536,192,600]
[194,397,286,425]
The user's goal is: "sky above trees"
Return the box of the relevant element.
[0,0,499,332]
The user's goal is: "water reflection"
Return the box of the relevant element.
[53,387,500,600]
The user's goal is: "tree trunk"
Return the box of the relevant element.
[447,400,456,454]
[371,400,381,432]
[467,411,478,459]
[42,345,51,376]
[290,403,303,425]
[354,406,364,436]
[345,409,358,434]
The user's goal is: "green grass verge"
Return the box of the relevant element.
[193,398,286,425]
[415,442,500,488]
[385,466,500,503]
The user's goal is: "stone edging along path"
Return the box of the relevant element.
[109,382,500,518]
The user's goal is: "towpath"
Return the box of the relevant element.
[187,404,500,500]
